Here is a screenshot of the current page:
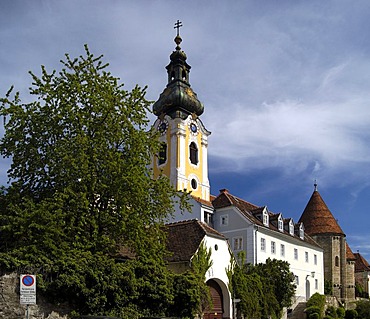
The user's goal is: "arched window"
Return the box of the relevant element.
[158,142,167,165]
[189,142,198,165]
[335,256,339,267]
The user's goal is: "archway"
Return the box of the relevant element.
[306,279,311,301]
[204,279,224,319]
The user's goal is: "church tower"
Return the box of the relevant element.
[152,21,211,201]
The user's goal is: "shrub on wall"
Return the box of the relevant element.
[306,293,326,319]
[344,309,358,319]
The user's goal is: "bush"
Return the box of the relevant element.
[344,309,358,319]
[326,306,337,319]
[309,313,320,319]
[355,300,370,319]
[307,293,326,319]
[336,307,345,319]
[306,306,322,319]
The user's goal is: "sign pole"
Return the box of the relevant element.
[20,274,36,318]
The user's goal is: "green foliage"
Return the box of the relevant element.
[0,45,190,317]
[307,292,326,308]
[355,283,369,298]
[337,307,345,319]
[345,309,358,319]
[355,300,370,319]
[306,306,322,319]
[326,306,338,319]
[169,271,201,318]
[306,293,326,319]
[310,313,321,319]
[230,257,296,319]
[190,242,213,316]
[325,280,333,295]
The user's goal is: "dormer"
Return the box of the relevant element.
[278,214,284,232]
[262,207,269,227]
[251,206,269,227]
[269,213,284,232]
[284,218,295,236]
[295,222,305,239]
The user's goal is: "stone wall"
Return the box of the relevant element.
[0,273,70,319]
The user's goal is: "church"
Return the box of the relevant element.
[151,22,360,318]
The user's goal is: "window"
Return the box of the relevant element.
[315,279,318,290]
[289,222,294,235]
[263,212,269,226]
[191,178,197,190]
[278,219,283,232]
[271,241,276,254]
[158,142,167,165]
[281,244,285,257]
[204,211,213,226]
[294,248,298,260]
[233,237,243,251]
[220,215,228,226]
[305,252,309,263]
[261,238,266,252]
[314,254,317,265]
[335,256,339,267]
[189,142,198,165]
[295,275,299,285]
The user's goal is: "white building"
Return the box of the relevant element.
[165,219,233,319]
[212,188,324,302]
[152,24,324,318]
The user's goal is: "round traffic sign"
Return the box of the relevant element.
[22,275,35,287]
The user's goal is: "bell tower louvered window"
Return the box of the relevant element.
[158,143,167,165]
[189,142,198,165]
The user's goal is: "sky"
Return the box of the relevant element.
[1,1,370,260]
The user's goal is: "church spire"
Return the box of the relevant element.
[152,21,204,119]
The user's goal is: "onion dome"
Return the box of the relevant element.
[153,25,204,119]
[298,183,345,236]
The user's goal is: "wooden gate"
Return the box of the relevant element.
[203,279,224,319]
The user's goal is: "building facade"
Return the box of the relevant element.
[165,219,233,319]
[212,188,324,302]
[354,252,370,298]
[152,26,324,316]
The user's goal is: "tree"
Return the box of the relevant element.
[229,256,296,319]
[0,45,188,317]
[306,293,326,319]
[254,258,296,317]
[228,252,263,319]
[355,300,370,319]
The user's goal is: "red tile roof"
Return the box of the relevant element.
[192,195,213,207]
[212,189,322,249]
[346,242,356,261]
[298,190,344,236]
[354,252,370,272]
[212,188,259,211]
[164,219,226,263]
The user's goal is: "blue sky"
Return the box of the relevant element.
[1,1,370,259]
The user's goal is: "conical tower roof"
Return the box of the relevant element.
[298,184,344,236]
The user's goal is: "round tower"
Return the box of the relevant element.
[299,183,354,300]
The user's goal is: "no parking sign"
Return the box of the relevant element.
[20,274,36,305]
